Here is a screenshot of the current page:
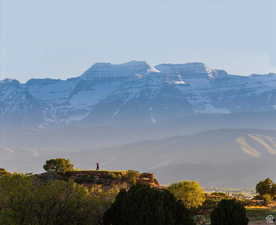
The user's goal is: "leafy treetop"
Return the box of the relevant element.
[168,180,206,209]
[256,178,273,196]
[103,184,195,225]
[43,158,74,173]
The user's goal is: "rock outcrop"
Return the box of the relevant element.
[37,170,159,192]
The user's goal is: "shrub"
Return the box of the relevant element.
[103,184,195,225]
[123,170,139,185]
[210,199,249,225]
[168,181,205,209]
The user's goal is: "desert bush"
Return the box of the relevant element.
[123,170,139,185]
[210,199,249,225]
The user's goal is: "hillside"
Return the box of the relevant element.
[1,128,276,188]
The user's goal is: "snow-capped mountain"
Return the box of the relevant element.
[1,60,276,127]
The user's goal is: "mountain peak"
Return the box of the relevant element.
[81,61,152,79]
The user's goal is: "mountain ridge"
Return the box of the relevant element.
[1,61,276,128]
[3,61,276,86]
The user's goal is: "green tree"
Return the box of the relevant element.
[168,180,206,209]
[0,174,37,225]
[103,184,195,225]
[211,199,249,225]
[256,178,273,196]
[43,158,74,173]
[0,174,112,225]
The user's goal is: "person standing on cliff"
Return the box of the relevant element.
[96,162,100,170]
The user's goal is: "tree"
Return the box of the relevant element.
[256,178,273,196]
[211,199,249,225]
[103,184,195,225]
[168,180,206,209]
[43,158,74,173]
[0,174,112,225]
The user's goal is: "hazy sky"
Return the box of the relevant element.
[0,0,275,81]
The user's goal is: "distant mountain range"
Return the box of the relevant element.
[1,61,276,187]
[1,61,276,127]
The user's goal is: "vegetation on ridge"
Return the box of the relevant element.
[1,158,276,225]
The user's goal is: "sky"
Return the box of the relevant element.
[0,0,275,82]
